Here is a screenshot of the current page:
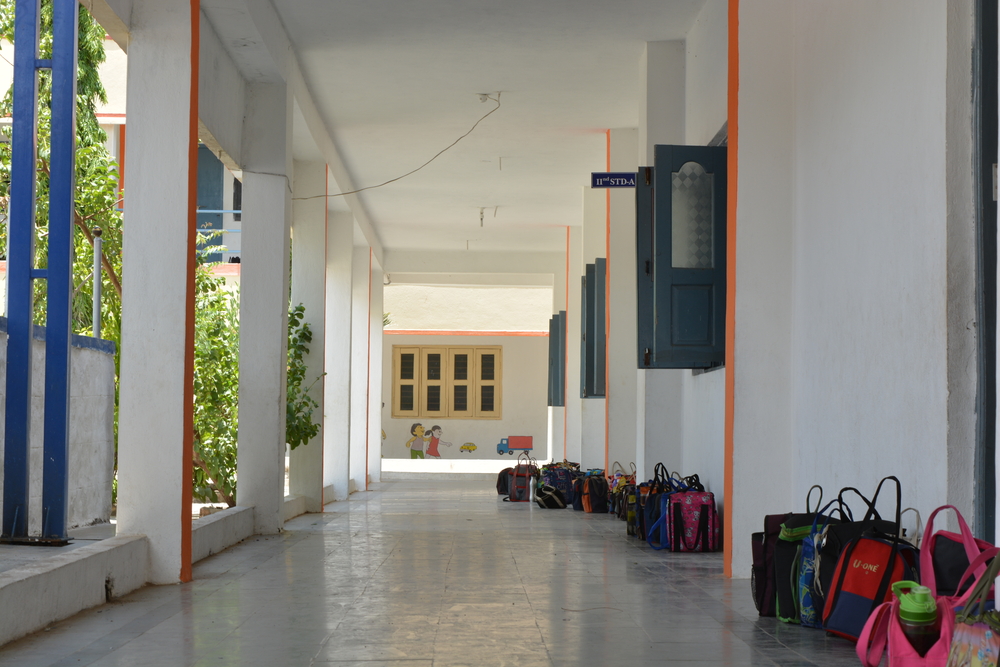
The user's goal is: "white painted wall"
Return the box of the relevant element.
[729,1,972,577]
[383,285,552,332]
[580,187,607,469]
[198,18,246,167]
[730,0,796,578]
[381,334,549,467]
[685,0,728,146]
[607,128,639,471]
[564,226,584,464]
[0,333,116,532]
[790,2,950,506]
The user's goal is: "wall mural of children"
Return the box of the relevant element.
[406,423,426,459]
[425,425,453,458]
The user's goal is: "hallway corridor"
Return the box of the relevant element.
[0,481,860,666]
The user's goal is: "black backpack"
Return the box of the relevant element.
[496,467,513,496]
[571,477,586,511]
[583,475,609,514]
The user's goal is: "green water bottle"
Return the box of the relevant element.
[892,581,940,657]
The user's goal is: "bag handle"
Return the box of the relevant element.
[956,545,1000,626]
[653,462,668,485]
[646,511,669,551]
[837,486,877,522]
[865,476,902,528]
[947,545,999,607]
[805,484,823,514]
[920,504,982,596]
[899,507,922,546]
[684,474,705,492]
[856,600,893,667]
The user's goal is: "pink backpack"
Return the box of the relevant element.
[666,490,719,552]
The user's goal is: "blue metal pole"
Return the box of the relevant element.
[2,0,41,541]
[41,0,79,542]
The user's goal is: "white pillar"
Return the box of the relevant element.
[565,226,584,465]
[549,248,567,463]
[580,188,606,469]
[607,128,638,471]
[367,255,384,484]
[637,41,689,480]
[323,212,353,500]
[349,245,370,492]
[236,82,292,534]
[116,0,196,585]
[289,161,326,512]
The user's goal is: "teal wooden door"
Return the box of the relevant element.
[638,145,727,369]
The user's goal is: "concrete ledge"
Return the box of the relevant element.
[283,495,307,522]
[192,506,254,563]
[0,535,147,647]
[380,471,496,481]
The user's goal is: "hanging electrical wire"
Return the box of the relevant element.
[293,93,502,201]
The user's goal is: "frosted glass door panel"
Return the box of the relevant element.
[671,162,714,269]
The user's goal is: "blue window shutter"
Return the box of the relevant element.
[637,145,727,369]
[547,311,567,407]
[581,261,607,397]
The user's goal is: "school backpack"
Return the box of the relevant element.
[542,466,576,505]
[571,477,586,511]
[582,474,609,514]
[496,467,514,496]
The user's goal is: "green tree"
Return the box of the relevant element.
[191,257,240,505]
[286,303,322,451]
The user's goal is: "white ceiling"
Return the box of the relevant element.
[239,0,705,254]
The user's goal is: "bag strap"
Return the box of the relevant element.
[865,476,902,527]
[646,511,669,551]
[920,504,982,596]
[653,463,668,486]
[956,545,1000,625]
[856,600,893,667]
[684,474,705,492]
[899,507,922,546]
[837,486,878,522]
[806,484,823,514]
[950,546,1000,607]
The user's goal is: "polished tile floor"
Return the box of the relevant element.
[0,480,861,666]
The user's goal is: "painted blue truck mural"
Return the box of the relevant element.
[496,436,533,455]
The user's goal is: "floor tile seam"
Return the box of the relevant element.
[41,598,189,667]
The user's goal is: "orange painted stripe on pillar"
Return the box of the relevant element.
[322,167,329,508]
[564,226,570,461]
[117,125,125,199]
[604,130,611,474]
[180,0,201,584]
[365,248,372,490]
[723,0,740,579]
